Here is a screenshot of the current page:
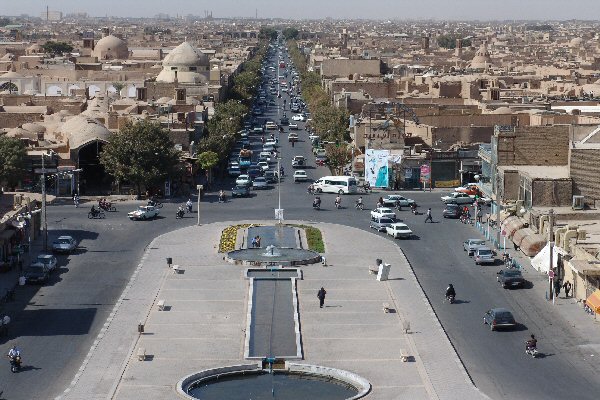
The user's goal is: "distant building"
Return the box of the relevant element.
[40,10,62,21]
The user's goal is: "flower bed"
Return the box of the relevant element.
[218,224,254,253]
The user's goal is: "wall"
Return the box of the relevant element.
[497,125,569,166]
[531,179,573,207]
[503,170,520,201]
[570,148,600,203]
[320,59,381,79]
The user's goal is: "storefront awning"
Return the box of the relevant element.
[585,289,600,313]
[568,260,600,276]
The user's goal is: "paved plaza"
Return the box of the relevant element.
[59,221,489,400]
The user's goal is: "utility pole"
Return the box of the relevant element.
[548,209,555,302]
[41,153,48,251]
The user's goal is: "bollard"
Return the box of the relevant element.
[166,257,172,268]
[137,321,145,333]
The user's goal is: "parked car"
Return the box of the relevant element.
[293,170,308,182]
[474,247,495,265]
[483,308,517,331]
[24,265,50,284]
[232,185,251,197]
[497,269,526,289]
[31,254,57,272]
[443,204,462,219]
[386,223,413,239]
[128,206,159,220]
[441,192,474,205]
[236,175,252,186]
[463,239,487,255]
[51,236,77,254]
[370,216,395,232]
[370,207,396,220]
[252,177,269,190]
[382,195,415,207]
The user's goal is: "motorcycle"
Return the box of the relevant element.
[334,200,341,209]
[410,204,418,215]
[88,210,106,219]
[99,202,116,212]
[218,194,226,203]
[525,345,539,358]
[445,295,455,304]
[312,200,321,210]
[355,201,364,210]
[9,355,21,373]
[176,209,185,219]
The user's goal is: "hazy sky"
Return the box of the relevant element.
[5,0,600,20]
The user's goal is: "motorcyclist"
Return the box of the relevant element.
[218,190,226,202]
[147,198,156,207]
[90,205,98,216]
[313,196,321,208]
[445,284,456,299]
[335,195,341,208]
[280,166,284,176]
[177,206,185,218]
[186,199,193,213]
[7,345,20,359]
[410,203,417,213]
[355,196,363,209]
[526,334,538,350]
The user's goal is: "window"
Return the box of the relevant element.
[189,67,197,71]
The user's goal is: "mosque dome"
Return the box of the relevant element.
[60,115,111,150]
[156,41,210,84]
[93,35,129,60]
[163,41,209,67]
[470,44,493,70]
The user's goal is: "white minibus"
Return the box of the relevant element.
[313,176,358,194]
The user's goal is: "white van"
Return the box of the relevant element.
[313,176,358,194]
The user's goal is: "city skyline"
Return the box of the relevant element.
[5,0,600,20]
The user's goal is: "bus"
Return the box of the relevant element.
[312,176,358,194]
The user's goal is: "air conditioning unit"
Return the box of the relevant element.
[572,195,584,210]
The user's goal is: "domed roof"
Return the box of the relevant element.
[470,44,493,69]
[163,41,209,67]
[570,37,583,48]
[93,34,129,60]
[60,115,111,150]
[22,122,46,133]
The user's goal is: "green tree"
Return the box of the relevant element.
[282,27,299,40]
[42,41,74,55]
[259,27,278,40]
[324,144,350,175]
[0,18,11,27]
[0,136,27,189]
[111,82,125,98]
[100,120,180,196]
[197,151,219,183]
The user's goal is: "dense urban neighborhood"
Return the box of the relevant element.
[0,5,599,400]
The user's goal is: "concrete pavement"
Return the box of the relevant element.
[59,220,489,400]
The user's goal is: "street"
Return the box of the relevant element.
[1,46,599,400]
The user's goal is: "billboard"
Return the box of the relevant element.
[365,149,390,188]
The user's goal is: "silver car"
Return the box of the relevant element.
[475,247,495,265]
[370,217,395,232]
[52,236,77,254]
[463,239,487,256]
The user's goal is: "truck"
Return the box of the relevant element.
[239,148,252,167]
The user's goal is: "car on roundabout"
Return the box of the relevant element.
[370,207,396,220]
[128,205,160,221]
[441,192,474,205]
[236,174,252,186]
[232,185,251,197]
[483,308,517,331]
[370,216,395,232]
[382,195,415,207]
[386,223,413,239]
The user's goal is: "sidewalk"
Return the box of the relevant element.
[58,221,489,400]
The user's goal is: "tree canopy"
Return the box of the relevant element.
[324,144,351,175]
[259,27,278,40]
[282,27,299,40]
[0,136,27,188]
[100,120,180,195]
[42,41,74,55]
[436,35,472,49]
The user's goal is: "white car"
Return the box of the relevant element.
[128,205,160,220]
[441,192,474,205]
[236,174,252,186]
[252,177,269,190]
[382,195,415,207]
[293,170,308,182]
[386,223,413,239]
[291,114,306,121]
[288,132,299,142]
[258,161,270,172]
[370,207,396,220]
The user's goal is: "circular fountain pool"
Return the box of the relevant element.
[178,363,370,400]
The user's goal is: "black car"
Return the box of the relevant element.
[247,167,262,178]
[497,269,526,289]
[483,308,517,331]
[232,185,250,198]
[24,265,50,284]
[443,204,462,219]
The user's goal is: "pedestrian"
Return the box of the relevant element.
[251,236,257,248]
[477,208,483,223]
[563,281,572,298]
[256,236,261,248]
[321,255,327,266]
[554,280,562,297]
[425,208,433,223]
[317,287,327,308]
[73,193,80,208]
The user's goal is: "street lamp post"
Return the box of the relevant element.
[197,185,203,226]
[277,158,282,224]
[41,154,48,251]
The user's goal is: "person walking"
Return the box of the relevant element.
[425,208,433,223]
[317,287,327,308]
[563,281,572,298]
